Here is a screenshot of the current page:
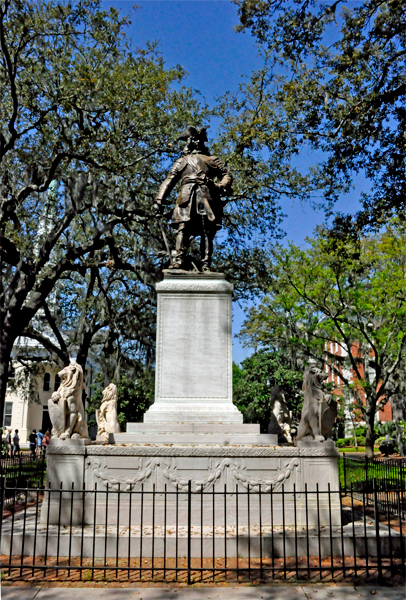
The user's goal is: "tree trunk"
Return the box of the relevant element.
[76,339,91,373]
[364,403,376,458]
[391,394,406,457]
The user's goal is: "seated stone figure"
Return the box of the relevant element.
[267,385,292,443]
[48,362,89,440]
[96,383,121,442]
[297,364,337,442]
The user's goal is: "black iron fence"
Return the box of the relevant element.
[340,454,406,519]
[0,479,405,584]
[1,454,46,492]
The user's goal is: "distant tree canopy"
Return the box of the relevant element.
[240,221,406,456]
[231,0,405,234]
[233,350,303,432]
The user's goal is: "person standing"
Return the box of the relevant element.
[42,430,51,454]
[36,430,44,455]
[29,429,37,458]
[12,430,20,457]
[5,428,12,457]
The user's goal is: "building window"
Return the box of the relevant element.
[43,372,50,392]
[4,402,13,427]
[54,374,61,391]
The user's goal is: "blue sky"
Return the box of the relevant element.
[103,1,362,362]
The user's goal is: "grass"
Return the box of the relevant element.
[337,446,381,454]
[338,454,406,490]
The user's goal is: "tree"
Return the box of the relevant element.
[233,350,303,432]
[0,0,205,421]
[231,0,405,233]
[240,222,406,456]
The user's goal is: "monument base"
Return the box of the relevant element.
[41,442,341,527]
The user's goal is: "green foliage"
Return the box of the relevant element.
[86,368,154,429]
[233,350,303,432]
[240,222,406,456]
[336,438,353,449]
[375,421,398,439]
[233,0,405,233]
[86,373,105,427]
[375,420,406,453]
[116,370,154,428]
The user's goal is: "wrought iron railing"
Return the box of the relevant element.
[340,454,406,519]
[0,478,404,584]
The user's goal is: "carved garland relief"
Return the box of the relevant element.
[85,456,300,493]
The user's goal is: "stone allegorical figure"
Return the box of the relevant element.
[96,383,121,442]
[154,126,232,272]
[267,385,292,443]
[296,365,337,442]
[48,362,89,440]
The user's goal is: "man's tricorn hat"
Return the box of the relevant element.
[177,126,208,142]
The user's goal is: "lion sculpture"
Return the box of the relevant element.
[48,362,89,440]
[296,365,337,442]
[96,383,121,441]
[267,386,292,443]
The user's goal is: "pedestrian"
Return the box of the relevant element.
[5,428,12,457]
[36,430,44,455]
[12,430,20,457]
[29,429,37,458]
[42,430,51,454]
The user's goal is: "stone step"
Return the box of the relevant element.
[126,423,260,434]
[143,411,244,424]
[111,432,278,446]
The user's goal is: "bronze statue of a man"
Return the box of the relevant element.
[154,126,232,271]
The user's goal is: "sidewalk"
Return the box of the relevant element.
[1,586,405,600]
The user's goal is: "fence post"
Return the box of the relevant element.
[365,455,368,484]
[187,479,192,585]
[342,453,347,491]
[400,460,404,512]
[41,452,46,488]
[373,478,383,582]
[0,475,5,543]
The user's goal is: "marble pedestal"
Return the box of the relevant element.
[115,272,276,446]
[144,272,240,424]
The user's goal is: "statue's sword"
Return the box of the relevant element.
[158,213,173,266]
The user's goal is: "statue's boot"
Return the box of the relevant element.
[200,222,214,272]
[169,227,189,269]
